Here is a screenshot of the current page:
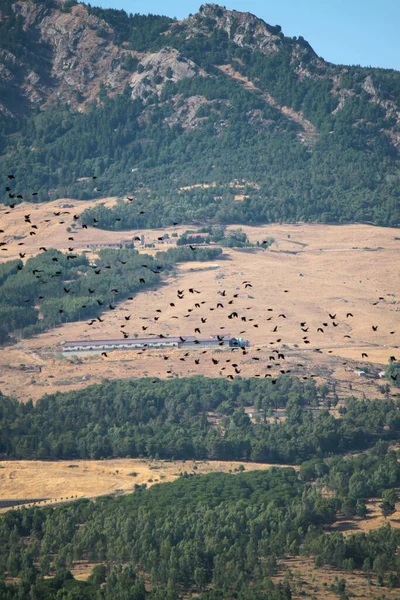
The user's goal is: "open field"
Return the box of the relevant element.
[330,495,400,536]
[0,459,290,513]
[0,196,193,259]
[273,555,400,600]
[0,221,399,402]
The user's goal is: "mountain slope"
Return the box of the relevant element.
[0,0,399,226]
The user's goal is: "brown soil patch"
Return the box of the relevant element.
[274,555,400,599]
[0,459,292,513]
[0,223,399,402]
[330,496,400,536]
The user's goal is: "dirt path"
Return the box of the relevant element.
[218,64,318,145]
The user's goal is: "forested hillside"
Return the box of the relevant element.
[2,376,400,461]
[2,450,400,598]
[0,1,399,226]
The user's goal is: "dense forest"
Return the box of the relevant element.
[0,245,222,344]
[1,376,400,462]
[2,449,400,598]
[0,1,399,226]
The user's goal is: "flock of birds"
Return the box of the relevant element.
[1,173,399,386]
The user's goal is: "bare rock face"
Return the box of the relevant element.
[1,1,142,113]
[187,3,282,55]
[130,49,205,100]
[36,4,133,104]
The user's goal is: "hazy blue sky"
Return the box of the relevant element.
[87,0,399,70]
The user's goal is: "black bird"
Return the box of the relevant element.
[7,175,15,179]
[88,289,95,294]
[101,352,108,357]
[278,314,286,318]
[317,328,324,333]
[124,316,131,321]
[212,358,219,365]
[329,313,336,319]
[346,313,353,318]
[362,353,368,358]
[301,327,309,332]
[139,278,145,283]
[332,322,338,327]
[372,325,378,331]
[195,328,201,334]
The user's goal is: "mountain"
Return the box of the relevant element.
[0,0,399,226]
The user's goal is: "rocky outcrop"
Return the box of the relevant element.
[130,48,205,100]
[184,4,282,55]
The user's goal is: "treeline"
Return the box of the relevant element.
[0,246,223,344]
[1,376,400,461]
[176,226,271,248]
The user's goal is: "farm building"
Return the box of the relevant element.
[84,239,135,250]
[62,335,249,353]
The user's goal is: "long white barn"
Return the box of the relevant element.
[62,335,248,353]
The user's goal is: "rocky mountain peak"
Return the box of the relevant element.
[188,3,282,55]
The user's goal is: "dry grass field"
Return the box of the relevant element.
[273,555,400,600]
[0,220,398,402]
[330,495,400,536]
[0,458,290,512]
[1,221,399,399]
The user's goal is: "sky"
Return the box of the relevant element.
[87,0,399,71]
